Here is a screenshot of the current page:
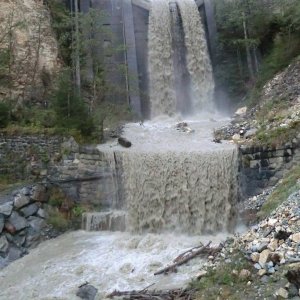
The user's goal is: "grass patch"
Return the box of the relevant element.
[47,209,70,231]
[258,164,300,219]
[0,175,27,193]
[254,121,300,147]
[190,250,254,300]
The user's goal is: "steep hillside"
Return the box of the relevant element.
[0,0,60,106]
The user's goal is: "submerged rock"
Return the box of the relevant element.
[76,283,98,300]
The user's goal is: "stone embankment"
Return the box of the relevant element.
[0,134,114,207]
[240,140,300,196]
[0,184,51,269]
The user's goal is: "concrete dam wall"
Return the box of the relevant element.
[79,0,216,118]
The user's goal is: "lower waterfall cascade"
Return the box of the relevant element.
[95,117,239,235]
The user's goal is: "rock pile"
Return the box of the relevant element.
[0,184,52,269]
[236,189,300,298]
[240,190,300,270]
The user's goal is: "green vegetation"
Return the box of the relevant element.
[190,250,254,300]
[255,121,300,146]
[47,187,91,231]
[52,70,95,136]
[215,0,300,104]
[258,165,300,219]
[0,174,27,193]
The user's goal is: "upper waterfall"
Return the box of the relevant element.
[148,0,215,118]
[148,0,176,117]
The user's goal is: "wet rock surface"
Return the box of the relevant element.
[0,184,59,268]
[76,283,98,300]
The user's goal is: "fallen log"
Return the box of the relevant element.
[107,287,195,299]
[118,137,132,148]
[173,243,204,263]
[154,241,214,276]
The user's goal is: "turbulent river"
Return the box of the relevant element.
[0,231,229,300]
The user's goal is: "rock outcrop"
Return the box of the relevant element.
[0,0,60,104]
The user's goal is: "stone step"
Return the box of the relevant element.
[82,211,126,232]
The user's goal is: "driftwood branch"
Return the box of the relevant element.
[154,241,221,276]
[107,288,195,299]
[47,175,105,184]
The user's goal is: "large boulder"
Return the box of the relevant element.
[0,202,13,216]
[20,203,39,218]
[7,212,28,232]
[76,284,98,300]
[31,185,48,202]
[14,194,30,209]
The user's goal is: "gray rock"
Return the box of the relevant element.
[14,194,30,209]
[257,242,268,253]
[0,256,8,270]
[76,284,98,300]
[244,128,258,139]
[25,217,46,248]
[28,216,46,232]
[20,187,31,196]
[8,212,28,231]
[0,202,13,216]
[267,267,275,274]
[20,203,39,218]
[30,185,47,202]
[260,275,270,283]
[7,246,22,262]
[5,232,26,247]
[254,263,262,270]
[288,284,299,298]
[36,208,47,219]
[0,235,9,254]
[0,214,4,232]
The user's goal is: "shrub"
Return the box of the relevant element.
[48,209,70,231]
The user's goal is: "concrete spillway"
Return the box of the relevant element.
[94,117,238,234]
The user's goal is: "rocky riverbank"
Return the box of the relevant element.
[192,182,300,300]
[0,184,63,269]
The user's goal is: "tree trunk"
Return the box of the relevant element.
[242,12,255,82]
[74,0,81,94]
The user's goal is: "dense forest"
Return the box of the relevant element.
[215,0,300,104]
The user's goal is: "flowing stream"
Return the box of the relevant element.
[0,231,228,300]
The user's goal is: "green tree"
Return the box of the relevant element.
[52,70,94,136]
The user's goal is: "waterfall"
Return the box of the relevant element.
[122,148,238,234]
[95,120,239,234]
[148,0,176,118]
[148,0,215,117]
[176,0,215,110]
